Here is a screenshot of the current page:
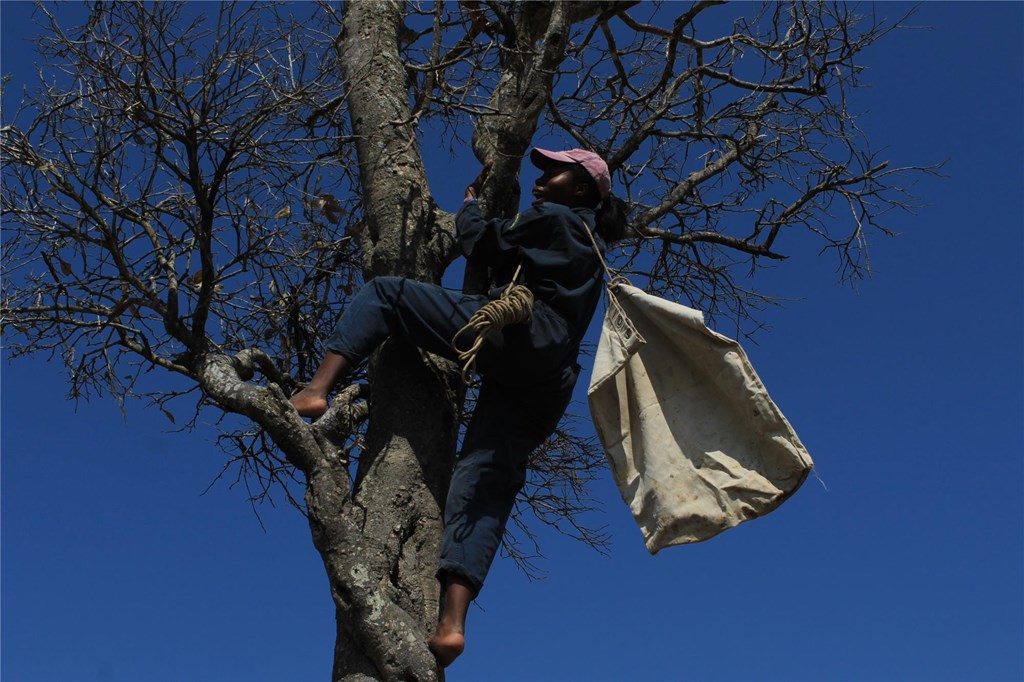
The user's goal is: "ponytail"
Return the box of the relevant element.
[594,193,629,244]
[563,161,629,243]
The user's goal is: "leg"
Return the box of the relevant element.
[289,351,352,418]
[432,370,577,664]
[427,574,473,667]
[326,277,488,363]
[292,277,488,419]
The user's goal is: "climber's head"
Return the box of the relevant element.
[529,148,628,244]
[529,148,610,209]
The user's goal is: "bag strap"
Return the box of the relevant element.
[581,222,634,316]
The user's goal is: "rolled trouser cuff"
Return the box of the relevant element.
[436,562,483,598]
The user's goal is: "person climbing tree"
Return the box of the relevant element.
[289,148,629,666]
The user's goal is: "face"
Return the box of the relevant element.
[532,165,587,207]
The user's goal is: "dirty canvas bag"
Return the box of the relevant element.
[587,283,813,553]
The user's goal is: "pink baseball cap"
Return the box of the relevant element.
[530,148,611,198]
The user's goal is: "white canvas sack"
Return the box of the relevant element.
[587,283,813,553]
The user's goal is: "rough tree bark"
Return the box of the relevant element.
[333,3,459,676]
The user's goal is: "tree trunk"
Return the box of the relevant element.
[328,2,462,679]
[324,3,620,678]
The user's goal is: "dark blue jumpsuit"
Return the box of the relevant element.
[324,200,605,595]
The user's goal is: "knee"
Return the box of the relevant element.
[365,276,404,298]
[454,449,528,499]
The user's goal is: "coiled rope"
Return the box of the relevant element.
[451,264,534,384]
[450,223,629,385]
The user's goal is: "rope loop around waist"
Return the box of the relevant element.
[451,270,534,384]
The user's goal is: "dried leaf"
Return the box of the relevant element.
[191,270,203,286]
[59,259,73,276]
[160,407,176,424]
[320,193,344,224]
[274,205,292,219]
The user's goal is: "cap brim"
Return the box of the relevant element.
[530,148,576,169]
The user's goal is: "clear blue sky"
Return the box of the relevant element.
[3,3,1022,681]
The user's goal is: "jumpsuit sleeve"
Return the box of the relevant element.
[455,201,508,266]
[455,201,577,268]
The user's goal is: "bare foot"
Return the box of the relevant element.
[427,626,465,668]
[289,388,328,419]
